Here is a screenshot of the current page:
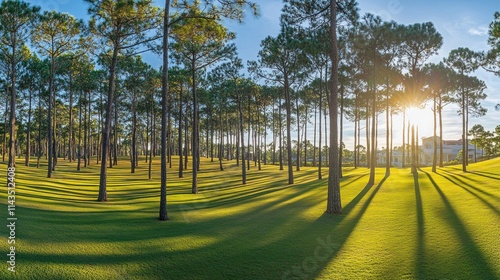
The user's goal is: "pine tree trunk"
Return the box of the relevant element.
[25,89,33,166]
[191,58,199,194]
[159,0,170,220]
[178,88,183,177]
[238,90,246,184]
[98,42,120,201]
[77,91,82,171]
[284,75,294,184]
[47,54,55,177]
[326,0,341,214]
[432,93,437,172]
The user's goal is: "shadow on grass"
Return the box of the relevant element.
[422,170,498,279]
[462,170,500,181]
[12,164,385,279]
[432,171,500,215]
[290,175,388,279]
[413,172,426,279]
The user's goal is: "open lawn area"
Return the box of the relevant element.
[1,157,499,279]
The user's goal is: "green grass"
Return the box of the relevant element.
[0,155,499,279]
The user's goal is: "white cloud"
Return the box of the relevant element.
[468,25,488,36]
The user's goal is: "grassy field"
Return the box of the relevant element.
[0,155,499,279]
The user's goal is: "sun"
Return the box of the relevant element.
[406,106,434,129]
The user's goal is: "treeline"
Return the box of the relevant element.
[1,0,499,218]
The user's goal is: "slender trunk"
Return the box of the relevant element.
[385,93,390,176]
[257,112,262,171]
[319,69,323,179]
[247,94,251,171]
[366,100,370,168]
[407,121,410,166]
[438,94,443,166]
[368,87,376,185]
[25,90,33,166]
[284,76,293,184]
[263,110,267,165]
[87,91,92,166]
[313,101,317,167]
[178,89,183,178]
[402,110,405,167]
[296,95,300,172]
[353,98,357,168]
[98,42,120,201]
[77,91,82,171]
[210,118,214,162]
[272,100,276,165]
[149,100,154,180]
[191,57,199,194]
[184,114,188,170]
[219,109,224,171]
[339,83,344,178]
[36,91,41,168]
[279,95,283,171]
[47,54,55,177]
[411,124,417,174]
[432,92,437,172]
[113,100,118,166]
[2,100,7,163]
[68,73,74,162]
[83,92,88,168]
[159,0,170,220]
[131,90,137,173]
[304,105,308,167]
[238,90,246,184]
[327,0,342,214]
[461,73,466,172]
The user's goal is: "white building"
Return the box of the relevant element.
[420,136,479,165]
[375,136,480,167]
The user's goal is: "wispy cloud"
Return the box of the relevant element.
[468,25,488,36]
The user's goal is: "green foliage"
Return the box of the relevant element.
[86,0,162,55]
[169,6,236,70]
[32,11,82,58]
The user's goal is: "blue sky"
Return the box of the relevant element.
[28,0,500,148]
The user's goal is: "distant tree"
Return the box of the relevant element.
[423,62,455,171]
[0,0,40,175]
[469,124,485,162]
[169,7,236,193]
[86,0,161,201]
[121,56,150,173]
[400,21,443,174]
[250,25,308,185]
[32,11,82,177]
[445,47,485,172]
[158,0,257,221]
[18,54,42,167]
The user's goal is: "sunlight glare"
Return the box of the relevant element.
[406,106,434,129]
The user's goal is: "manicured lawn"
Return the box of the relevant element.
[0,156,499,279]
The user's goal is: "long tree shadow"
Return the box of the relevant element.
[423,171,498,279]
[462,170,500,181]
[413,172,425,279]
[297,175,389,279]
[432,172,500,215]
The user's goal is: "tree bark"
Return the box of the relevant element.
[432,93,437,172]
[98,41,120,201]
[238,90,246,184]
[25,89,33,166]
[159,0,170,220]
[47,54,55,177]
[191,57,199,194]
[284,75,294,184]
[326,0,341,214]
